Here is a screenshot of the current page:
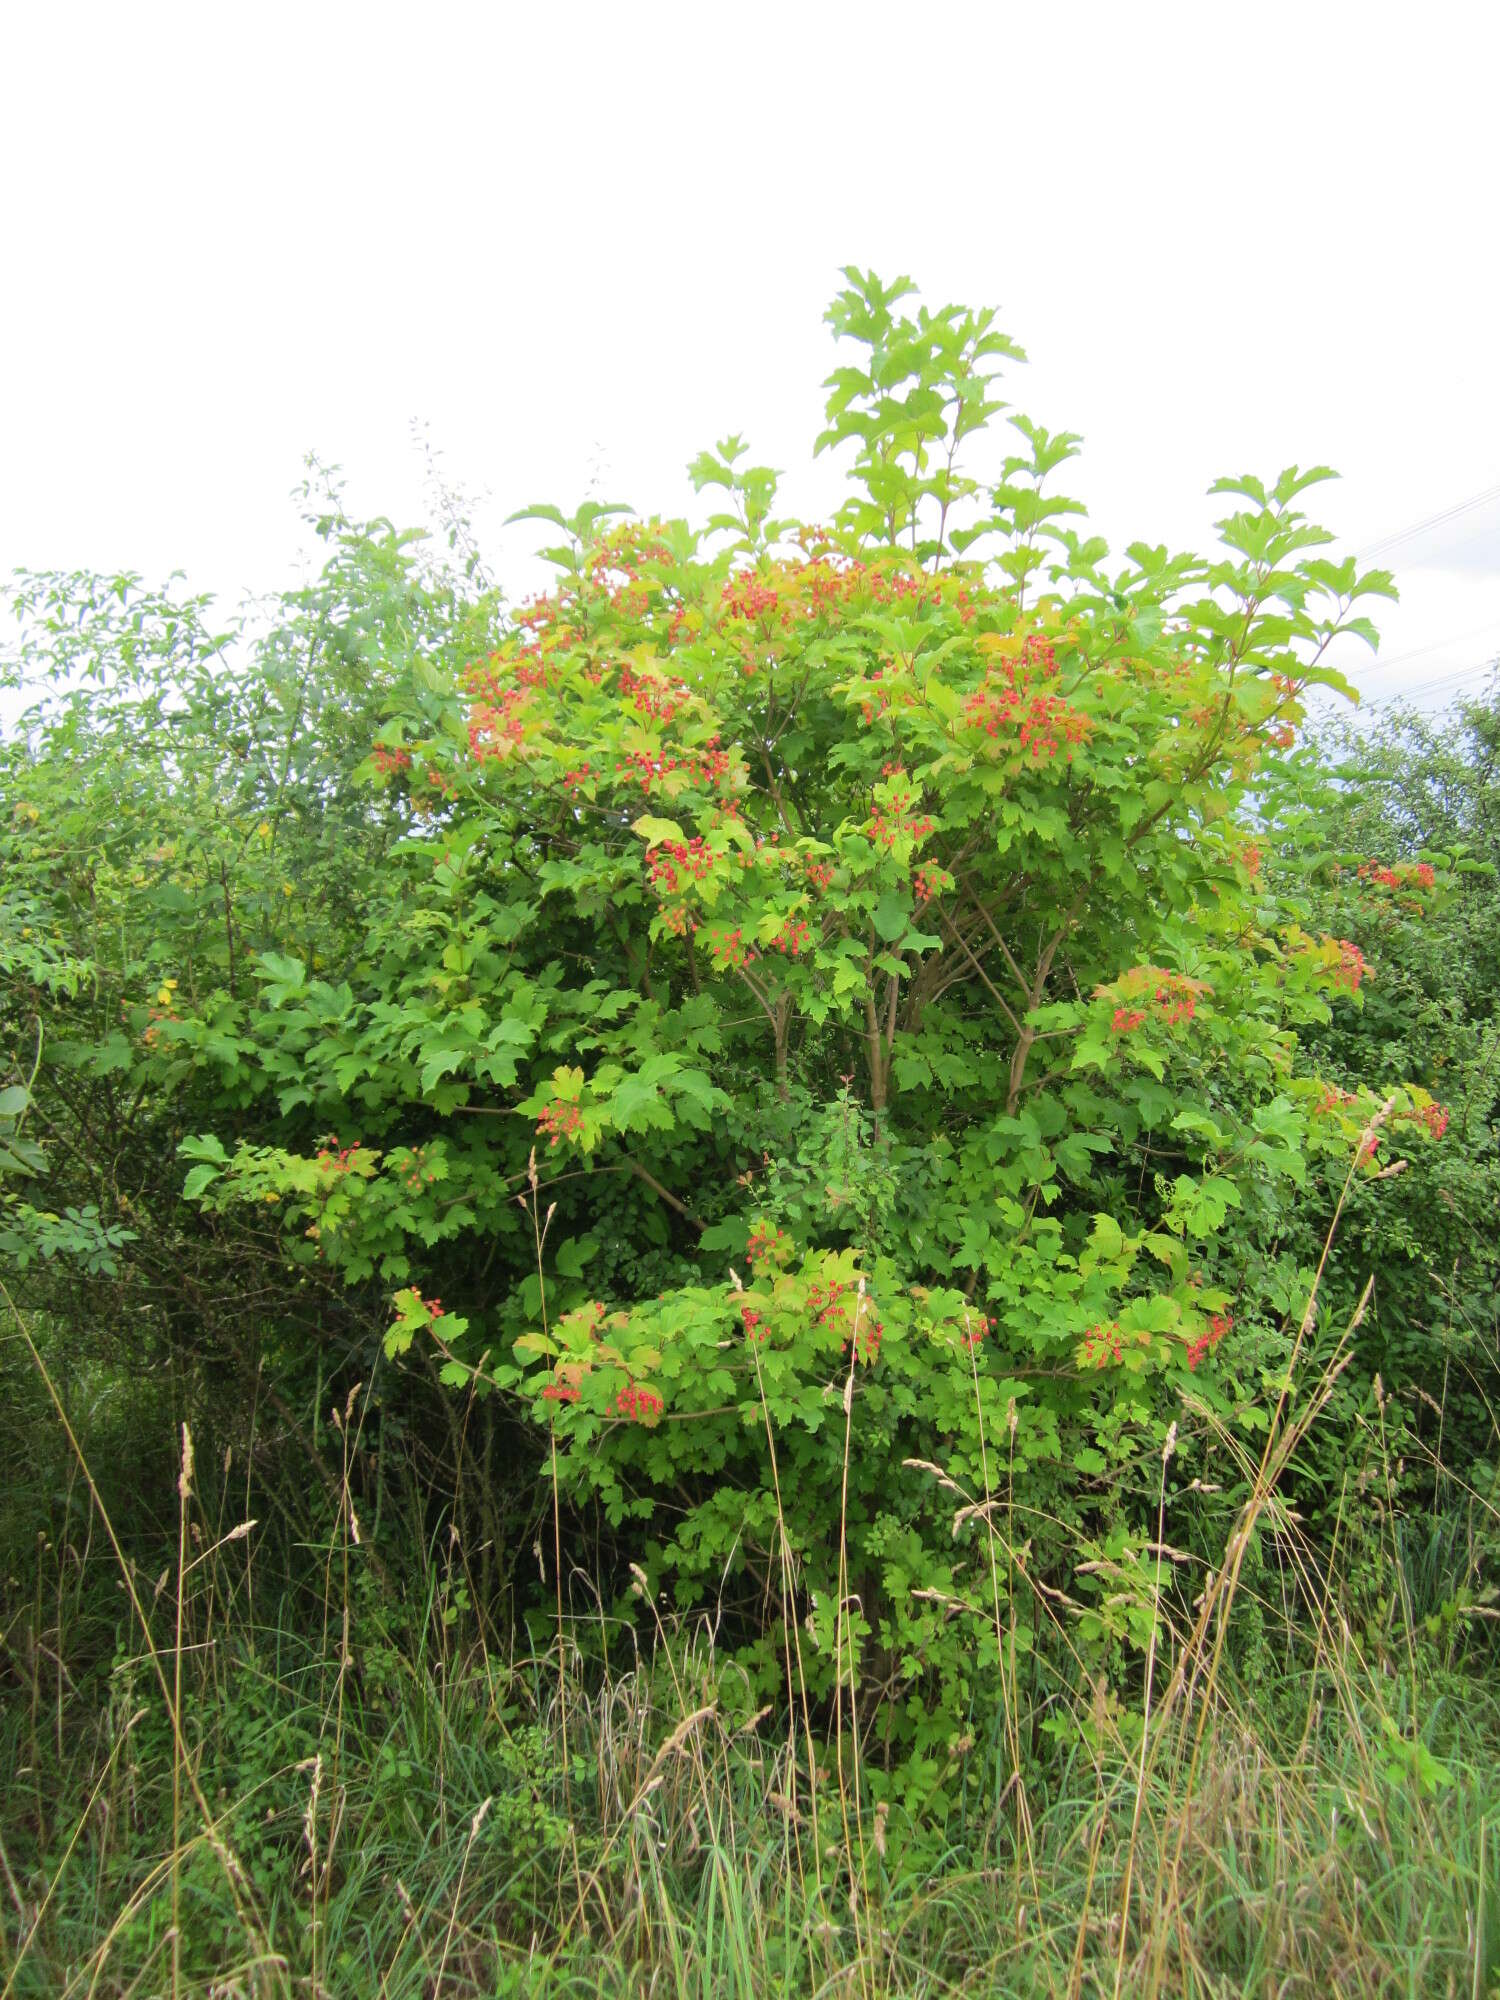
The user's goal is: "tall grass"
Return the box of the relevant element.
[2,1505,1495,1997]
[2,1229,1497,1998]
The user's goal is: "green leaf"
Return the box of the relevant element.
[555,1234,598,1280]
[254,952,306,990]
[632,815,688,845]
[873,893,908,943]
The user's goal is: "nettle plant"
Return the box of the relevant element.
[178,273,1450,1790]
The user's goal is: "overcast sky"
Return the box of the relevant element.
[3,3,1497,718]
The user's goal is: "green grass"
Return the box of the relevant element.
[2,1487,1496,2000]
[2,1303,1496,1998]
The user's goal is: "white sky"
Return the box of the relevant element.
[3,2,1498,718]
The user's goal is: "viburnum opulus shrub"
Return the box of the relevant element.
[173,272,1452,1800]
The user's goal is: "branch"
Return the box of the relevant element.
[624,1157,705,1232]
[935,906,1024,1034]
[959,880,1032,1000]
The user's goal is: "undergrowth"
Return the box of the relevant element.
[2,1297,1496,1999]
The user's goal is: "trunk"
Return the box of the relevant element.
[774,997,791,1102]
[864,990,889,1115]
[1006,1025,1035,1117]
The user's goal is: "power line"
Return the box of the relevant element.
[1364,657,1499,711]
[1355,481,1500,563]
[1330,483,1500,714]
[1359,617,1500,677]
[1307,617,1500,716]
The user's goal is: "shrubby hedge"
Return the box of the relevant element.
[3,274,1494,1822]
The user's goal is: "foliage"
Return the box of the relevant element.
[3,270,1499,1995]
[1,1398,1497,1998]
[1283,693,1500,1527]
[2,276,1469,1792]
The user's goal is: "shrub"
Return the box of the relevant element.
[3,274,1451,1812]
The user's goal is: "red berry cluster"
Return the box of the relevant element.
[1185,1312,1232,1372]
[141,1008,181,1056]
[542,1382,580,1404]
[740,1305,766,1344]
[514,597,565,637]
[617,661,689,722]
[1080,1321,1123,1368]
[1358,859,1435,891]
[960,1313,993,1351]
[400,1146,439,1192]
[708,926,757,970]
[1332,940,1368,993]
[1110,970,1202,1035]
[720,555,969,628]
[879,571,944,606]
[720,574,783,624]
[1402,1101,1450,1139]
[467,685,530,761]
[1315,1084,1356,1116]
[1013,634,1058,683]
[588,521,673,581]
[1153,975,1198,1026]
[317,1141,362,1174]
[797,558,848,610]
[767,917,812,958]
[806,859,834,891]
[963,685,1089,763]
[616,1383,664,1423]
[867,783,935,849]
[646,837,713,897]
[913,863,944,905]
[581,525,673,621]
[372,746,413,775]
[807,1279,850,1335]
[1019,693,1090,762]
[860,669,894,727]
[536,1102,583,1149]
[562,761,594,790]
[847,1312,884,1365]
[465,652,535,703]
[746,1223,790,1269]
[613,582,654,617]
[614,738,733,795]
